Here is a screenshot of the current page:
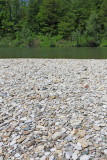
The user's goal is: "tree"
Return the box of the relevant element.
[37,0,66,35]
[27,0,42,33]
[85,11,102,46]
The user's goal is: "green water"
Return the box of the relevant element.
[0,47,107,59]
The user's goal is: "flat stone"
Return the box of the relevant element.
[25,140,35,148]
[70,120,82,128]
[0,156,3,160]
[0,97,3,103]
[99,123,106,127]
[65,135,73,142]
[23,126,31,131]
[0,148,2,156]
[50,148,56,152]
[102,95,107,102]
[71,129,78,135]
[93,126,101,131]
[0,143,3,147]
[35,145,44,152]
[40,156,47,160]
[17,136,26,143]
[23,130,31,135]
[104,150,107,157]
[80,155,90,160]
[78,139,89,148]
[65,152,73,159]
[15,153,20,158]
[36,125,46,130]
[72,152,78,160]
[49,155,55,160]
[20,117,27,121]
[77,130,86,138]
[10,140,16,146]
[75,145,82,151]
[52,132,62,141]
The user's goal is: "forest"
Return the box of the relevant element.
[0,0,107,47]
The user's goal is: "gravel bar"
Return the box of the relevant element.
[0,59,107,160]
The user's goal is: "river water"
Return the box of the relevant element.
[0,47,107,59]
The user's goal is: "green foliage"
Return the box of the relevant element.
[0,37,12,47]
[37,0,66,35]
[83,11,103,47]
[0,0,107,47]
[100,39,107,47]
[37,35,62,47]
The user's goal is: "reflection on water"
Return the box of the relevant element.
[0,47,107,59]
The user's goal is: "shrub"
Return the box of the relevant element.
[100,39,107,47]
[0,37,12,47]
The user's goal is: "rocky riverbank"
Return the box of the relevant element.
[0,59,107,160]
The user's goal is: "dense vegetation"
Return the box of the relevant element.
[0,0,107,47]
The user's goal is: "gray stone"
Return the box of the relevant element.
[65,135,73,142]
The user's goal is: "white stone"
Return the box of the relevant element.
[65,152,73,159]
[50,148,56,152]
[80,155,90,160]
[72,152,78,160]
[10,140,16,146]
[20,117,27,121]
[45,152,50,156]
[0,156,3,160]
[104,150,107,156]
[0,143,3,147]
[40,156,47,160]
[0,97,3,103]
[52,132,62,140]
[49,155,55,160]
[70,119,82,127]
[15,153,20,158]
[77,142,82,147]
[75,145,82,151]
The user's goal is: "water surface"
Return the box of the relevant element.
[0,47,107,59]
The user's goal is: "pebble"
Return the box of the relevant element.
[35,145,44,152]
[17,136,26,143]
[83,83,89,89]
[0,59,107,159]
[70,119,82,128]
[93,126,101,131]
[15,153,20,158]
[72,152,78,160]
[65,152,73,159]
[0,148,2,156]
[78,139,89,148]
[0,143,3,147]
[52,132,62,141]
[10,140,16,146]
[23,130,31,135]
[0,157,3,160]
[25,140,35,148]
[65,135,73,141]
[49,155,55,160]
[104,149,107,157]
[80,155,90,160]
